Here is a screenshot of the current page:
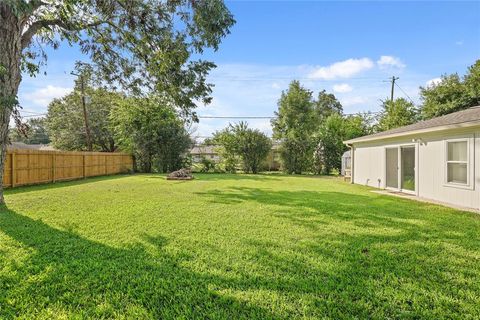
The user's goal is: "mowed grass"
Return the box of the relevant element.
[0,174,479,319]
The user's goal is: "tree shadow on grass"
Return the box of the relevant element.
[1,186,479,319]
[196,186,479,232]
[194,187,480,317]
[0,208,281,319]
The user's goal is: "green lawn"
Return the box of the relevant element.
[0,174,479,319]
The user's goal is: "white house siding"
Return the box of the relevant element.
[352,127,480,210]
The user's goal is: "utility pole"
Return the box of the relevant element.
[389,76,399,104]
[71,72,93,151]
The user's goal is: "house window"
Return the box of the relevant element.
[446,140,468,185]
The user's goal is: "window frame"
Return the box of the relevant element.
[444,136,473,189]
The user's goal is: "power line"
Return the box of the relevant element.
[19,112,381,120]
[206,77,387,82]
[394,82,416,105]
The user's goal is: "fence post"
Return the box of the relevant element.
[11,151,15,188]
[83,153,86,179]
[52,153,56,183]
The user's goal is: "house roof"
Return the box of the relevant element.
[345,106,480,144]
[190,145,218,155]
[190,142,280,155]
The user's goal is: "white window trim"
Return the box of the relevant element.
[444,136,474,190]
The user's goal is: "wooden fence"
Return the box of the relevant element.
[4,149,134,188]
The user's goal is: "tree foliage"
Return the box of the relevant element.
[231,122,272,174]
[45,86,121,152]
[315,90,343,120]
[272,81,316,174]
[9,117,50,144]
[280,137,315,174]
[7,0,235,117]
[314,113,371,175]
[212,122,271,174]
[273,81,346,174]
[378,98,418,132]
[419,60,480,119]
[209,129,238,173]
[272,81,316,139]
[111,96,192,173]
[0,0,234,203]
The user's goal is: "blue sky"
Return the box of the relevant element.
[19,1,480,138]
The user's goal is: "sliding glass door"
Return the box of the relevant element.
[385,145,416,193]
[401,146,415,192]
[386,148,399,189]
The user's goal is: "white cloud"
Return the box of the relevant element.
[426,77,442,87]
[308,58,374,80]
[377,55,406,69]
[333,83,352,93]
[271,82,281,89]
[23,85,72,108]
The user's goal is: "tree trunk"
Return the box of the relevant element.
[0,5,23,204]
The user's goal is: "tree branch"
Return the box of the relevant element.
[21,19,105,50]
[19,0,47,26]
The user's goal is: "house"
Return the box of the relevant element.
[190,142,282,170]
[264,142,282,171]
[344,106,480,211]
[190,145,221,163]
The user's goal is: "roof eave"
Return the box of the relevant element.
[344,120,480,145]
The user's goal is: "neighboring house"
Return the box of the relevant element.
[190,142,282,170]
[264,142,282,171]
[190,145,221,163]
[344,106,480,211]
[7,142,56,151]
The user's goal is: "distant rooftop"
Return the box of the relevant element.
[191,142,280,155]
[345,106,480,144]
[190,145,217,155]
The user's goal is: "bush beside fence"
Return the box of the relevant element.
[4,149,133,188]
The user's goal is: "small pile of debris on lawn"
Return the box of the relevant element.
[166,168,194,180]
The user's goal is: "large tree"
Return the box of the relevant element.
[230,122,271,174]
[0,1,234,202]
[314,90,343,120]
[272,81,316,174]
[378,98,418,132]
[212,122,272,174]
[46,86,121,151]
[272,81,316,138]
[419,60,480,119]
[209,128,238,173]
[111,96,192,173]
[313,113,370,175]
